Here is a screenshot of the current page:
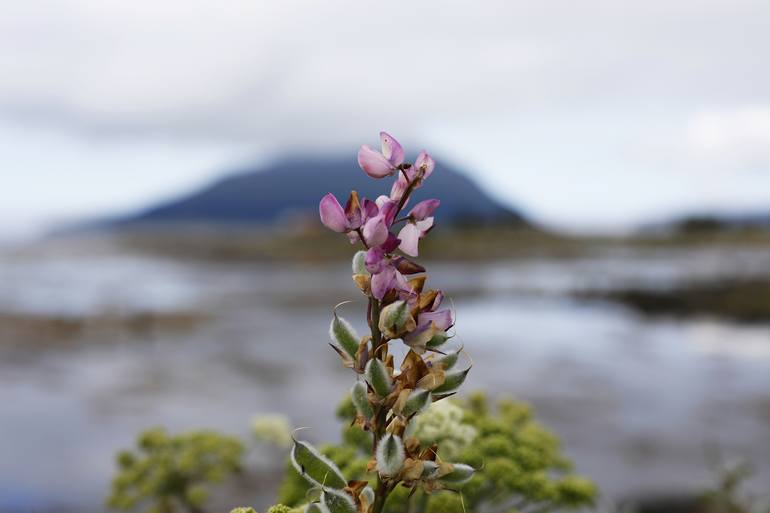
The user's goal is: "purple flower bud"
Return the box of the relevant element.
[380,131,404,167]
[409,199,440,221]
[319,193,350,233]
[414,150,435,179]
[358,145,396,179]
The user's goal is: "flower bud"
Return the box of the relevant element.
[376,433,405,477]
[378,300,415,339]
[351,381,373,420]
[329,313,360,360]
[351,251,368,275]
[321,489,357,513]
[401,388,432,417]
[364,358,392,397]
[291,439,347,489]
[432,367,470,395]
[440,463,475,485]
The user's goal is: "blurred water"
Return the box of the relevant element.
[1,239,769,512]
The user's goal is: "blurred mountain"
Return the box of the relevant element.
[122,155,527,227]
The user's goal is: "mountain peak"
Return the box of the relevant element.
[126,155,526,227]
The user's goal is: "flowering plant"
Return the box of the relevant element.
[293,132,473,513]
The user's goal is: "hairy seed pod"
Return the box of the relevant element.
[330,313,360,359]
[431,368,470,394]
[401,388,432,417]
[351,251,368,275]
[291,439,347,489]
[360,486,375,506]
[304,504,327,513]
[421,460,439,480]
[378,300,415,338]
[321,489,357,513]
[376,433,405,477]
[426,330,450,349]
[364,358,392,397]
[440,463,475,485]
[350,381,373,420]
[433,346,462,370]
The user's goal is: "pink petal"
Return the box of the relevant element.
[371,267,397,299]
[420,309,454,331]
[363,215,389,247]
[390,173,409,201]
[380,131,405,167]
[415,217,434,233]
[378,198,398,226]
[319,193,349,233]
[357,145,396,179]
[414,150,435,180]
[365,246,387,274]
[381,232,401,253]
[397,222,421,257]
[409,199,440,221]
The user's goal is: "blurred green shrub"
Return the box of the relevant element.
[276,392,596,513]
[108,428,244,513]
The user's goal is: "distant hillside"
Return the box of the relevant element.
[122,155,526,227]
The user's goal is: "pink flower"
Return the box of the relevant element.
[357,132,404,179]
[390,150,436,201]
[408,199,440,221]
[397,218,434,257]
[319,193,349,233]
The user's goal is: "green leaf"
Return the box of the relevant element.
[351,381,373,419]
[432,368,470,395]
[321,489,357,513]
[364,358,392,397]
[290,439,347,489]
[329,313,360,359]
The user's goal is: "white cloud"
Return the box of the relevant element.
[686,106,770,168]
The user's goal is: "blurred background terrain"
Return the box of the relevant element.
[1,1,769,512]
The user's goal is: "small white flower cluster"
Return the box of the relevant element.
[251,414,292,449]
[407,400,477,460]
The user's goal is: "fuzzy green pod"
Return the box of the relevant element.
[434,346,462,370]
[421,461,439,479]
[360,486,375,505]
[440,463,475,485]
[330,313,360,359]
[432,368,470,395]
[351,381,373,419]
[290,439,347,489]
[321,489,357,513]
[364,358,392,397]
[426,330,450,349]
[304,503,326,513]
[401,388,432,417]
[378,300,413,338]
[376,433,405,477]
[352,251,368,275]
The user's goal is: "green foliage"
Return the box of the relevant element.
[108,428,243,513]
[276,393,596,513]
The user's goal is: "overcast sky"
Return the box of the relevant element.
[1,0,769,238]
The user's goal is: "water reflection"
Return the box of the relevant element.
[1,238,769,512]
